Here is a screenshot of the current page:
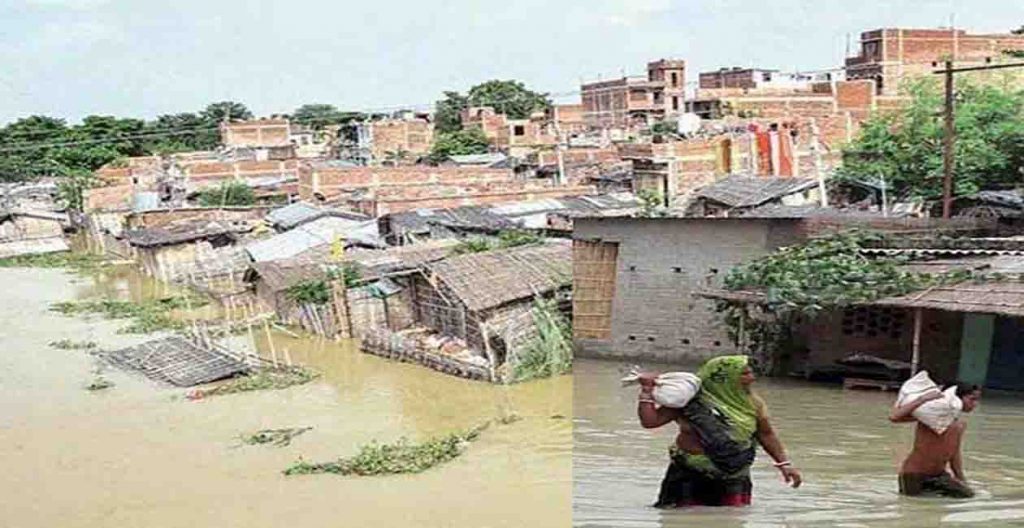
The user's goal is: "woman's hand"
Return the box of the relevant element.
[637,372,659,390]
[779,466,802,488]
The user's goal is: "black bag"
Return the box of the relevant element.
[680,398,755,475]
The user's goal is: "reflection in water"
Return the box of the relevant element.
[573,358,1024,528]
[0,268,570,527]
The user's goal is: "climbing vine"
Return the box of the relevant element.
[718,230,977,373]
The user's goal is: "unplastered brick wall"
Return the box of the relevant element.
[183,160,298,187]
[572,217,804,363]
[360,183,597,215]
[298,164,516,201]
[84,184,134,212]
[221,119,291,147]
[126,206,272,229]
[369,119,434,161]
[536,147,621,166]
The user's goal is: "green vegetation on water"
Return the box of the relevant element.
[284,422,490,477]
[86,377,114,391]
[241,427,313,447]
[49,339,98,350]
[0,252,110,271]
[50,294,210,334]
[198,366,318,397]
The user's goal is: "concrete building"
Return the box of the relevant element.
[845,28,1024,95]
[571,217,805,363]
[581,59,687,129]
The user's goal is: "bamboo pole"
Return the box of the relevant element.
[264,320,279,367]
[911,308,923,374]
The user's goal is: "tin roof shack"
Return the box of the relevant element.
[244,215,382,263]
[124,219,254,281]
[378,206,520,246]
[243,240,457,338]
[263,202,369,233]
[684,175,821,217]
[571,217,806,363]
[0,209,69,259]
[360,242,573,381]
[698,234,1024,391]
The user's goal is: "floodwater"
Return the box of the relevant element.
[574,358,1024,528]
[0,267,571,528]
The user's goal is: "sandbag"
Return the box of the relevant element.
[622,369,702,408]
[896,371,963,435]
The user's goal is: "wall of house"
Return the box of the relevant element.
[221,119,292,147]
[299,164,517,201]
[369,119,434,161]
[958,313,995,386]
[126,206,271,229]
[799,307,962,382]
[85,184,135,212]
[0,216,63,241]
[184,160,298,187]
[137,243,203,282]
[572,217,804,363]
[356,183,596,216]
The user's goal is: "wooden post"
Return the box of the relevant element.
[738,309,747,352]
[263,320,279,367]
[911,308,923,374]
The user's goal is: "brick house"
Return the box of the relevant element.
[581,59,687,129]
[845,28,1024,95]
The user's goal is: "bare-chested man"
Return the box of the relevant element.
[889,383,982,498]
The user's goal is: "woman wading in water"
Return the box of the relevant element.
[637,355,802,507]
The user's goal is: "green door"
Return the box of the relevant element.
[957,314,994,386]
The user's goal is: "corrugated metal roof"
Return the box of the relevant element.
[696,175,818,208]
[245,216,381,262]
[265,202,326,230]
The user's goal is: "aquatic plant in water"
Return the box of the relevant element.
[241,427,313,447]
[0,252,114,272]
[283,423,489,477]
[197,366,318,397]
[49,339,98,350]
[49,294,209,334]
[86,377,114,391]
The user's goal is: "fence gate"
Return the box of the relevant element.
[572,240,619,340]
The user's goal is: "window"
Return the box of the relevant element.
[672,96,680,111]
[653,92,664,104]
[841,307,906,339]
[670,72,679,87]
[513,125,525,136]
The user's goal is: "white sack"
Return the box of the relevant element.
[896,371,963,435]
[622,369,702,408]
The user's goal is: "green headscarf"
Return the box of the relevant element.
[696,355,758,442]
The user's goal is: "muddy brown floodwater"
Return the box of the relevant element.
[0,267,571,527]
[574,358,1024,528]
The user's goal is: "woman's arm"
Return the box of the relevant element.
[889,390,943,423]
[636,373,680,429]
[756,412,802,488]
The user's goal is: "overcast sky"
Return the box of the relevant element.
[1,0,1023,124]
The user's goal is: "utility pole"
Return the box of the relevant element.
[934,59,1024,218]
[942,59,955,219]
[553,105,566,186]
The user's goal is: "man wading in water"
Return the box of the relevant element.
[890,383,982,498]
[637,356,802,508]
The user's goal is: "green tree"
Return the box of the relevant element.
[837,79,1024,200]
[201,101,253,123]
[434,91,469,133]
[292,104,347,130]
[195,181,256,207]
[56,168,97,211]
[428,127,490,163]
[467,80,550,119]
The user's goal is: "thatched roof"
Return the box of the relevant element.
[872,281,1024,317]
[345,240,458,278]
[426,242,572,312]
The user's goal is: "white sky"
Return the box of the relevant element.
[1,0,1023,124]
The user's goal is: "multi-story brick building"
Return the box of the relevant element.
[845,28,1024,95]
[220,118,292,148]
[580,59,686,129]
[698,68,835,90]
